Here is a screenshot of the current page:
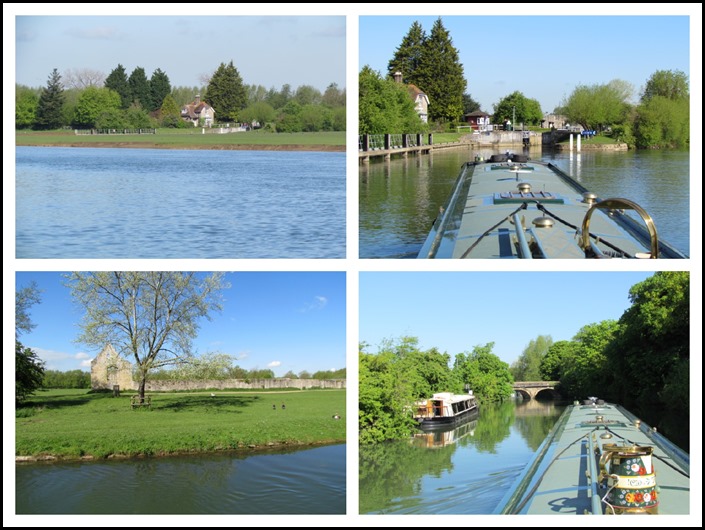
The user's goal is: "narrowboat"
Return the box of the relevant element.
[494,398,690,515]
[417,154,688,259]
[413,391,479,430]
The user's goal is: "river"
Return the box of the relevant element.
[15,442,345,514]
[359,146,690,258]
[359,399,567,514]
[15,146,346,259]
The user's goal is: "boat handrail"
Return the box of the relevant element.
[587,432,605,514]
[580,198,659,258]
[512,212,533,258]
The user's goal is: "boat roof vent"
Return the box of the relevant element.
[494,192,564,204]
[532,216,554,228]
[582,192,598,204]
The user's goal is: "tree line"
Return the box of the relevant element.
[16,62,345,132]
[359,17,689,148]
[359,272,689,450]
[15,273,344,405]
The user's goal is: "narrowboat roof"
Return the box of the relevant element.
[418,155,688,259]
[494,401,690,515]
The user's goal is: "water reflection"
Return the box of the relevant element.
[16,443,345,514]
[360,147,689,257]
[359,400,566,514]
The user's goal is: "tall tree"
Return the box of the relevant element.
[128,66,152,111]
[416,17,466,123]
[34,68,65,130]
[511,335,553,381]
[16,282,45,404]
[205,60,248,122]
[104,64,131,109]
[149,68,171,111]
[65,272,230,401]
[387,20,427,82]
[604,272,689,439]
[641,69,689,102]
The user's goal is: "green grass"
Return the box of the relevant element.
[16,388,346,460]
[432,132,462,143]
[15,129,345,150]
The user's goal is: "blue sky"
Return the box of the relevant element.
[10,11,346,91]
[360,271,673,366]
[359,11,694,115]
[12,271,346,376]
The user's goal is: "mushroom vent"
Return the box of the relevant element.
[532,216,554,228]
[517,182,532,193]
[582,192,598,204]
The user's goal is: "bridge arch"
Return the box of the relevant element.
[513,381,560,400]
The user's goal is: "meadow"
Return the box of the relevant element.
[15,388,346,461]
[15,129,345,151]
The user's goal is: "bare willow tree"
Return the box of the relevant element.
[66,272,230,401]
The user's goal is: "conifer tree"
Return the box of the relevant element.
[34,68,65,130]
[128,66,152,111]
[205,60,248,122]
[104,64,131,109]
[387,21,427,82]
[417,17,466,123]
[149,68,171,111]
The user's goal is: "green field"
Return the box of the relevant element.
[15,388,346,461]
[15,129,346,150]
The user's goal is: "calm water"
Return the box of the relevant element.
[359,400,567,514]
[16,443,345,514]
[359,147,690,258]
[16,147,345,259]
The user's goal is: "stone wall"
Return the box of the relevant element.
[144,378,346,392]
[90,346,345,392]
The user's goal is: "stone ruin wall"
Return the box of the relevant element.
[90,345,345,392]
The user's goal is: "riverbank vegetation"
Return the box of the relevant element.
[360,272,689,449]
[359,337,513,443]
[15,388,345,460]
[359,17,688,149]
[16,61,345,134]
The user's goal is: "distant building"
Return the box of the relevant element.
[393,71,429,123]
[542,113,575,130]
[181,95,215,127]
[90,343,134,391]
[464,110,491,131]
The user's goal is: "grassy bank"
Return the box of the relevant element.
[15,129,346,151]
[15,388,346,461]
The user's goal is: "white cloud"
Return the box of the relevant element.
[268,361,281,369]
[300,295,328,312]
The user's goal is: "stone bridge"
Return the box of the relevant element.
[513,381,560,400]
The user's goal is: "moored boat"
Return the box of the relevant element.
[417,154,688,259]
[413,391,479,430]
[494,398,690,515]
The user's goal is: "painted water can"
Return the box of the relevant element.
[599,444,658,514]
